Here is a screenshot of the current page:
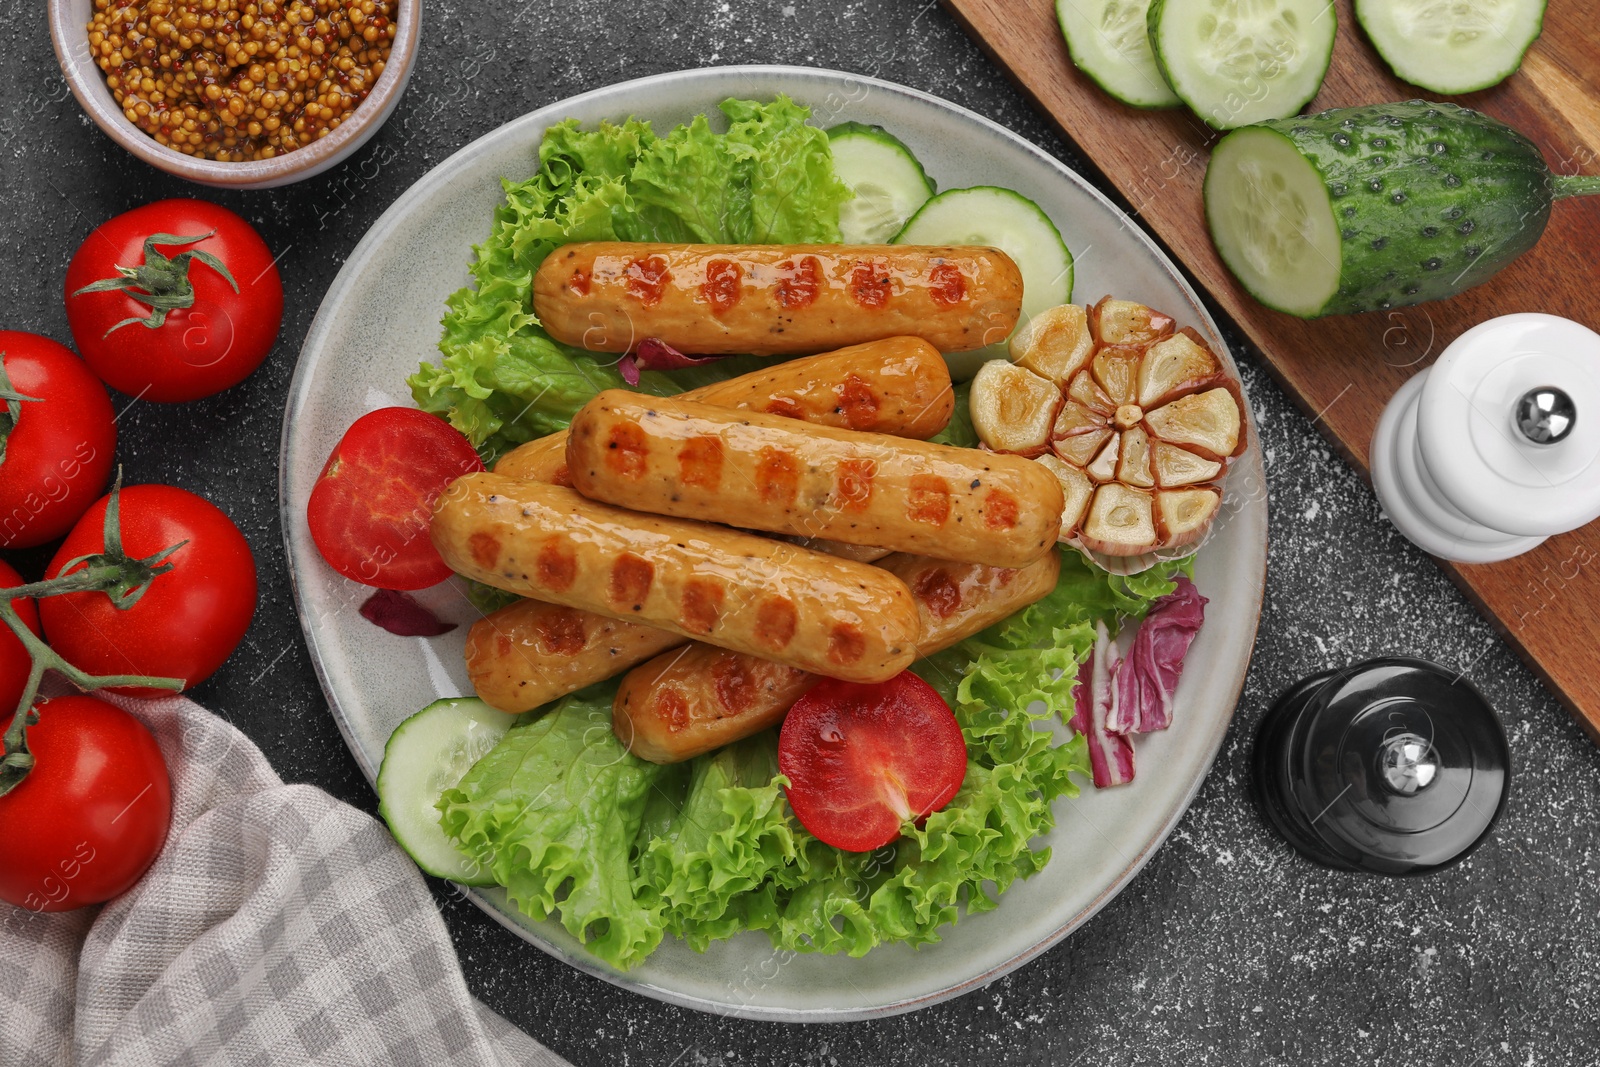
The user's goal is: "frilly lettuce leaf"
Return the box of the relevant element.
[408,96,848,463]
[435,685,669,970]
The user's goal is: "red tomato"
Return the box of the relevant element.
[778,671,968,852]
[0,558,41,716]
[307,407,486,590]
[0,332,117,547]
[0,695,172,911]
[64,199,283,402]
[39,485,257,697]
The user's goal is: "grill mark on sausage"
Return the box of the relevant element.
[713,656,756,716]
[849,260,891,309]
[624,255,669,307]
[906,474,952,526]
[681,578,725,635]
[835,373,881,430]
[605,422,649,479]
[755,595,798,649]
[468,531,500,570]
[984,490,1021,531]
[929,262,967,308]
[828,623,867,666]
[775,255,821,309]
[834,458,876,512]
[756,447,800,505]
[534,607,588,655]
[535,539,577,592]
[913,568,963,620]
[677,435,724,489]
[703,258,743,315]
[608,553,654,610]
[657,688,690,733]
[764,396,805,420]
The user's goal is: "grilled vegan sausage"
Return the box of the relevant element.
[468,342,947,710]
[492,336,954,483]
[532,243,1023,356]
[613,551,1062,763]
[567,391,1064,568]
[432,473,922,684]
[465,600,687,714]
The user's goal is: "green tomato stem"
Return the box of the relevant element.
[0,477,187,798]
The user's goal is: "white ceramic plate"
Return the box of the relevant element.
[280,65,1268,1022]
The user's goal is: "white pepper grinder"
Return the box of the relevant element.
[1370,313,1600,563]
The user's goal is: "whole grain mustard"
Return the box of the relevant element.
[87,0,398,162]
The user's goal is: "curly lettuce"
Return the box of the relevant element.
[407,96,851,463]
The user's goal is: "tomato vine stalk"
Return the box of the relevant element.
[0,478,185,797]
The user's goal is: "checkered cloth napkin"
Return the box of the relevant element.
[0,690,570,1067]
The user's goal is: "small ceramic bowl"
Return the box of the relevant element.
[48,0,419,190]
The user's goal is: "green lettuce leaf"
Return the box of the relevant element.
[408,96,849,462]
[634,733,802,952]
[435,685,670,970]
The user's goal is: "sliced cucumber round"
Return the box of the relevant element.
[377,697,516,885]
[1354,0,1545,95]
[894,186,1074,376]
[1204,126,1340,317]
[1056,0,1182,109]
[1148,0,1337,129]
[827,122,936,244]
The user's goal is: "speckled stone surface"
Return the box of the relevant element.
[3,2,1598,1063]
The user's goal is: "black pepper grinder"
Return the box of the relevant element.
[1251,658,1511,875]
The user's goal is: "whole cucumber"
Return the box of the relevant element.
[1205,100,1600,318]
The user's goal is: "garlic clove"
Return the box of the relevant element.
[1155,487,1222,548]
[1053,427,1112,467]
[969,360,1062,455]
[1117,426,1155,488]
[1090,296,1175,347]
[1085,432,1122,483]
[1010,303,1095,385]
[1080,483,1158,556]
[1144,387,1242,462]
[1036,454,1095,540]
[1067,368,1116,415]
[1151,441,1223,487]
[1138,327,1224,409]
[1091,345,1145,407]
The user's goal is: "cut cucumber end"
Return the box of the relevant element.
[1150,0,1337,129]
[377,697,517,885]
[1056,0,1183,110]
[895,185,1074,377]
[1205,127,1340,318]
[1354,0,1546,95]
[828,122,937,244]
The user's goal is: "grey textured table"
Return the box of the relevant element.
[4,2,1598,1064]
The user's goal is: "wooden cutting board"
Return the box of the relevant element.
[943,0,1600,739]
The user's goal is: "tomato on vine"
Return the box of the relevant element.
[39,484,258,697]
[0,695,172,912]
[65,200,283,402]
[0,331,117,548]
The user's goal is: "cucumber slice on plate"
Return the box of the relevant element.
[1203,100,1600,318]
[1056,0,1182,109]
[828,122,936,243]
[1354,0,1546,95]
[377,697,515,885]
[894,186,1074,377]
[1148,0,1337,129]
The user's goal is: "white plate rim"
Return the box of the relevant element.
[278,63,1268,1022]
